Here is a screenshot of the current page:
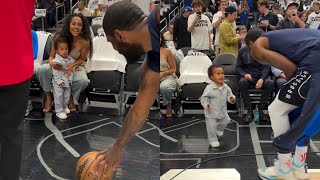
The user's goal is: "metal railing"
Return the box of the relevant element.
[56,2,66,27]
[160,18,167,33]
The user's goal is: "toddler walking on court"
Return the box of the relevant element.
[201,65,236,148]
[52,38,74,120]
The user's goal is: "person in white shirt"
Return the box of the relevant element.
[88,0,101,16]
[163,23,173,41]
[188,0,213,51]
[306,1,320,29]
[98,0,119,16]
[212,0,236,56]
[74,0,91,17]
[129,0,156,15]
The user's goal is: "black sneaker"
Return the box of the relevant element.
[243,109,253,123]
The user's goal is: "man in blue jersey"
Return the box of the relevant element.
[94,1,160,179]
[245,28,320,179]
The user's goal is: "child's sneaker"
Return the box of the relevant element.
[64,108,70,115]
[56,112,67,120]
[210,141,220,148]
[292,156,309,180]
[258,160,296,180]
[216,131,224,137]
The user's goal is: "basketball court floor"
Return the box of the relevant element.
[21,102,320,180]
[21,102,160,180]
[160,112,320,179]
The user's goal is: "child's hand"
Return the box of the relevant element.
[59,82,65,87]
[230,97,235,104]
[205,104,211,112]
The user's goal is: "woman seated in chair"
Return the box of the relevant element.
[160,33,177,118]
[36,13,92,112]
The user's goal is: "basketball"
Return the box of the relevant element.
[75,151,102,180]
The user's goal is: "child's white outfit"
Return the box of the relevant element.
[52,54,74,119]
[200,81,235,147]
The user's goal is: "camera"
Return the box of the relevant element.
[292,12,296,16]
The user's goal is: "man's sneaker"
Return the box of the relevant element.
[210,141,220,148]
[64,108,70,115]
[258,160,296,180]
[292,157,309,180]
[216,130,224,137]
[56,112,67,120]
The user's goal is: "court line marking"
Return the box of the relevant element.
[160,120,240,155]
[44,113,80,157]
[239,124,271,128]
[249,121,266,168]
[163,120,205,134]
[37,117,111,180]
[259,140,273,143]
[146,122,178,142]
[160,158,202,168]
[24,117,44,121]
[113,122,160,148]
[161,118,202,131]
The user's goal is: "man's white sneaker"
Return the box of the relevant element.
[64,108,70,115]
[216,131,224,137]
[292,157,309,180]
[210,141,220,148]
[258,160,296,180]
[56,112,67,120]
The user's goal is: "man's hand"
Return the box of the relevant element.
[244,74,253,81]
[291,14,300,22]
[94,144,122,180]
[229,97,235,104]
[194,14,200,23]
[259,20,269,27]
[256,79,264,89]
[279,72,286,80]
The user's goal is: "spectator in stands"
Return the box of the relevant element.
[276,1,305,29]
[0,1,34,179]
[306,1,320,29]
[298,1,305,12]
[272,3,284,21]
[212,0,236,56]
[257,0,279,32]
[220,6,244,56]
[160,34,177,118]
[299,11,308,23]
[74,0,91,17]
[238,0,250,29]
[238,27,247,49]
[188,0,213,53]
[271,67,287,91]
[236,46,274,123]
[163,23,174,41]
[37,13,92,113]
[173,6,192,49]
[98,0,119,18]
[88,0,101,16]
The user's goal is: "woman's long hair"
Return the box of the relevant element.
[59,13,93,59]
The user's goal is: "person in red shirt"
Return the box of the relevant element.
[0,1,35,179]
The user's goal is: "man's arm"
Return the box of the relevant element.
[115,63,159,148]
[251,37,297,78]
[236,48,247,77]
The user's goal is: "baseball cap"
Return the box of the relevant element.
[182,6,193,13]
[286,1,299,10]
